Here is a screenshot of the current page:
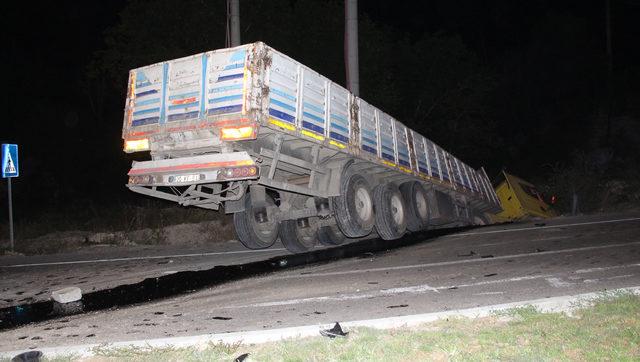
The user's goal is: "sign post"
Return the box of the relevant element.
[2,144,19,252]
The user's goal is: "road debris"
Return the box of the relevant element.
[11,351,42,362]
[387,304,409,309]
[320,322,349,338]
[51,287,81,304]
[234,353,249,362]
[457,251,476,257]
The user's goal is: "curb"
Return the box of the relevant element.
[2,286,639,359]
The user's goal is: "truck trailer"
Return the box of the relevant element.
[122,42,502,253]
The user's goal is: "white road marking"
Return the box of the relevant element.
[473,291,505,296]
[607,274,634,280]
[233,275,552,309]
[276,241,640,280]
[446,217,640,237]
[381,284,440,294]
[1,248,287,268]
[545,277,575,288]
[231,267,638,310]
[575,263,640,274]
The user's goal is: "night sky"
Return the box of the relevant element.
[2,0,639,224]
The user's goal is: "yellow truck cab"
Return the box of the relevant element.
[493,172,555,221]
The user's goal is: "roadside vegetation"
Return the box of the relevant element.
[0,200,235,255]
[43,293,640,361]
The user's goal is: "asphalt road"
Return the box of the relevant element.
[1,212,640,352]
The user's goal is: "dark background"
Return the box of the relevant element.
[2,0,639,234]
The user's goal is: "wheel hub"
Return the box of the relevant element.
[355,187,373,221]
[390,194,404,225]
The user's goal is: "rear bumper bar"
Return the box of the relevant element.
[127,151,259,187]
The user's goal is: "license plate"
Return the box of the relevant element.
[173,174,200,183]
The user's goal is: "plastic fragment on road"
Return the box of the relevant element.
[320,322,349,338]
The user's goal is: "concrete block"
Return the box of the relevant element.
[51,287,82,304]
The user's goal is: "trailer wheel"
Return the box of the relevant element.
[317,223,345,246]
[331,170,375,238]
[279,217,319,253]
[233,194,279,249]
[400,181,430,232]
[472,212,490,226]
[373,183,408,240]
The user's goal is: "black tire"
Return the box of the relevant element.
[279,217,318,253]
[400,181,430,232]
[233,193,279,249]
[317,223,345,246]
[373,183,408,240]
[331,168,375,238]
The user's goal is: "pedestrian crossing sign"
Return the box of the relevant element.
[1,144,19,178]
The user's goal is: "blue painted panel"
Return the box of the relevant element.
[270,98,296,112]
[131,116,160,126]
[331,113,348,124]
[217,73,243,82]
[271,88,297,102]
[269,108,295,123]
[210,94,243,103]
[209,104,242,115]
[224,63,245,71]
[362,145,377,154]
[211,84,243,93]
[135,98,160,106]
[329,132,349,143]
[133,107,160,116]
[330,123,348,133]
[302,111,324,124]
[159,63,168,124]
[303,102,324,115]
[200,55,208,116]
[362,136,377,145]
[136,89,158,97]
[169,91,199,100]
[382,153,395,161]
[302,121,324,134]
[168,111,199,122]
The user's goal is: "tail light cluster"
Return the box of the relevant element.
[218,166,259,180]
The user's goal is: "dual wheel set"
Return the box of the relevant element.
[233,166,431,253]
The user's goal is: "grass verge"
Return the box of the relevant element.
[37,292,640,361]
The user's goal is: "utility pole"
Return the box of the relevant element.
[229,0,241,47]
[345,0,359,96]
[604,0,613,144]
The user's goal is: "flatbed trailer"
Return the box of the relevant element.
[122,42,502,253]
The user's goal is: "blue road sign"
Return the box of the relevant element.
[1,144,19,178]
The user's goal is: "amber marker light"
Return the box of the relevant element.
[220,124,257,141]
[124,138,150,153]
